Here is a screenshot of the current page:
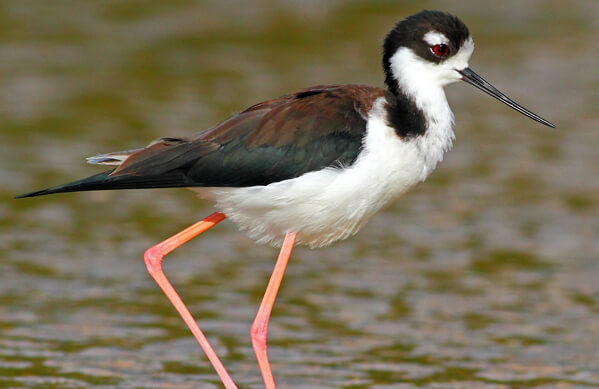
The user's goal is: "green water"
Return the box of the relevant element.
[1,1,598,388]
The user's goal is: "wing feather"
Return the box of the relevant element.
[18,84,386,197]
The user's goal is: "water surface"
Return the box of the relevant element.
[1,1,598,388]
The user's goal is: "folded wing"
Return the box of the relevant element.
[18,85,385,197]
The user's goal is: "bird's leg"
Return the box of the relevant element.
[144,212,238,389]
[251,231,297,389]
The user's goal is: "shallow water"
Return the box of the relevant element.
[1,1,598,388]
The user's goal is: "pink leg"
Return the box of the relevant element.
[144,212,237,389]
[251,232,297,389]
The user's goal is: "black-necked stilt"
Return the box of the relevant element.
[17,10,554,389]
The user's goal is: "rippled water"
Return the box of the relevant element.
[1,1,598,388]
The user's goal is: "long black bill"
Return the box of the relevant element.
[458,67,555,128]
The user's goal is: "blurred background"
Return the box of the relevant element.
[1,1,598,388]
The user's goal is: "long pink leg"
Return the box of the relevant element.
[144,212,238,389]
[251,232,297,389]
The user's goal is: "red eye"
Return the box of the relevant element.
[432,44,449,57]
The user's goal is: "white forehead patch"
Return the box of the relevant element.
[423,30,449,46]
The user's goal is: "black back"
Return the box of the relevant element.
[18,85,386,197]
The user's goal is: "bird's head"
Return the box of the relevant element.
[383,10,472,91]
[383,10,554,127]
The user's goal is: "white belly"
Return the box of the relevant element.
[194,98,454,248]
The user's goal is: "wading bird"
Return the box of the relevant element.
[18,10,554,389]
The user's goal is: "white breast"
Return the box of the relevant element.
[195,97,455,248]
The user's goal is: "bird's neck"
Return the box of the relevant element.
[386,80,454,140]
[385,71,455,178]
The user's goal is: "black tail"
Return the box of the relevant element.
[15,169,194,198]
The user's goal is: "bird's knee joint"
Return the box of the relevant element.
[144,246,164,276]
[250,321,268,347]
